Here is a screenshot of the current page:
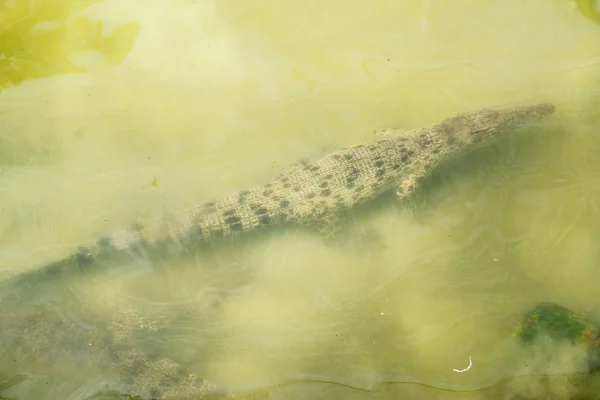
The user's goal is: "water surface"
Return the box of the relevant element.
[1,0,600,399]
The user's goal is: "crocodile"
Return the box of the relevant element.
[3,102,555,285]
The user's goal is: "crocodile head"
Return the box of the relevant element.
[438,103,555,152]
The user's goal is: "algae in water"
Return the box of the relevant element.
[575,0,600,24]
[0,0,140,91]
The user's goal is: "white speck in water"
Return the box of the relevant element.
[88,342,93,346]
[453,356,472,373]
[380,312,385,315]
[493,258,498,262]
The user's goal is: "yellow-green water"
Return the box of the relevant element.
[1,0,600,399]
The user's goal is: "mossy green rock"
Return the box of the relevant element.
[515,302,600,372]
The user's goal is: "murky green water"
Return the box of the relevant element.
[1,0,600,399]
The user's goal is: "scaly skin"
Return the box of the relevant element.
[3,103,555,285]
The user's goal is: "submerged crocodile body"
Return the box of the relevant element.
[5,103,554,284]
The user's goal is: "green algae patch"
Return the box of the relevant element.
[515,302,600,372]
[575,0,600,24]
[0,0,140,91]
[515,302,599,346]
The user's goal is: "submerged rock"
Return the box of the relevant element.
[514,302,600,373]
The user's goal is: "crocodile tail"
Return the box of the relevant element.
[2,236,147,289]
[2,214,217,289]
